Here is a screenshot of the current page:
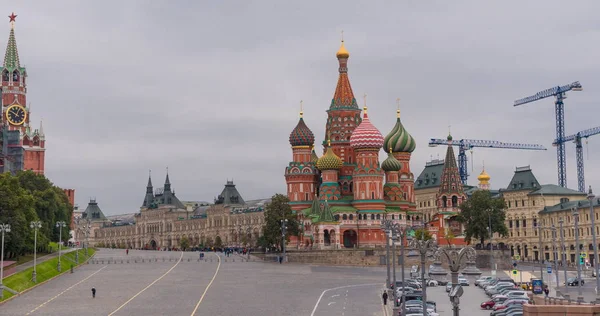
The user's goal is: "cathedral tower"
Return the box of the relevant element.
[478,166,491,190]
[316,138,343,200]
[0,13,45,174]
[437,134,466,212]
[285,109,319,211]
[324,40,362,197]
[350,106,385,211]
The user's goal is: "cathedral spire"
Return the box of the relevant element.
[330,37,358,110]
[438,135,464,195]
[164,167,171,192]
[3,13,20,71]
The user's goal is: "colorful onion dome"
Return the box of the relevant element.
[336,40,349,59]
[289,111,315,147]
[310,146,319,164]
[316,141,343,171]
[478,168,491,184]
[383,109,416,153]
[350,107,384,149]
[381,150,402,172]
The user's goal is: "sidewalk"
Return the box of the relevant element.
[2,248,78,279]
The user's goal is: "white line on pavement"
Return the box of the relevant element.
[26,266,107,315]
[328,302,336,306]
[310,283,380,316]
[107,252,183,316]
[190,253,221,316]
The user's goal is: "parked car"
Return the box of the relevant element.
[475,276,493,286]
[458,277,469,286]
[566,277,585,286]
[480,296,509,310]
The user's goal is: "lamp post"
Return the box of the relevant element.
[30,221,42,283]
[550,225,559,287]
[587,186,600,300]
[436,246,477,316]
[536,223,545,285]
[572,207,583,300]
[409,231,436,316]
[0,223,10,299]
[84,218,91,256]
[356,210,360,249]
[391,223,408,316]
[558,217,568,292]
[56,221,66,272]
[381,220,392,289]
[280,219,288,263]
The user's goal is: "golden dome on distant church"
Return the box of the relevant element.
[478,168,491,184]
[336,41,349,59]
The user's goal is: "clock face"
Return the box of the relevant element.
[6,105,27,125]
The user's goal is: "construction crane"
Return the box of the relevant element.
[513,81,583,188]
[429,138,547,185]
[553,126,600,192]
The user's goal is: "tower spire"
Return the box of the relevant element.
[4,12,20,70]
[164,167,171,192]
[331,36,357,110]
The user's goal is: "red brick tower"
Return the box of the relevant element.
[0,13,45,174]
[350,106,385,211]
[324,40,362,197]
[285,108,319,212]
[437,133,466,211]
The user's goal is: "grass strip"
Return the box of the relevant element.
[1,248,96,302]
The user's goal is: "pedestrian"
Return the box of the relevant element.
[382,291,388,305]
[91,287,96,298]
[544,286,549,298]
[126,249,129,255]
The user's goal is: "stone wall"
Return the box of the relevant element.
[523,295,600,315]
[474,249,513,270]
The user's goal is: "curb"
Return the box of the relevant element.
[0,251,97,306]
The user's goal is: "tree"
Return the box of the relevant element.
[214,236,223,248]
[414,228,433,241]
[442,227,455,246]
[240,234,249,247]
[205,236,214,248]
[456,190,508,245]
[262,194,299,251]
[180,236,190,250]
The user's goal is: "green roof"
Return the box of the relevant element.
[528,184,586,196]
[415,159,445,189]
[539,197,600,214]
[3,27,20,71]
[502,166,540,192]
[331,206,358,213]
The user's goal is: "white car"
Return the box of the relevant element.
[427,279,438,287]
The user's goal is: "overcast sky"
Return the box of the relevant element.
[7,1,600,215]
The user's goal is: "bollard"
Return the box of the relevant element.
[70,264,74,274]
[187,258,190,262]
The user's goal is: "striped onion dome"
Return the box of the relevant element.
[349,107,384,149]
[316,145,343,171]
[383,109,416,153]
[381,151,402,172]
[289,113,315,147]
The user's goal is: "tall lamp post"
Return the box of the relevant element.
[391,223,408,316]
[550,225,559,287]
[536,223,544,285]
[587,186,600,300]
[280,219,288,263]
[356,210,360,248]
[572,207,583,301]
[380,220,392,289]
[30,221,42,283]
[0,223,10,299]
[558,217,567,292]
[56,221,66,272]
[436,246,477,316]
[409,231,437,316]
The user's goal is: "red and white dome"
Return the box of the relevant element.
[350,107,384,149]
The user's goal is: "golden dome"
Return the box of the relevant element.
[477,169,491,183]
[336,41,349,59]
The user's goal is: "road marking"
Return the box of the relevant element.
[328,302,336,306]
[310,283,380,316]
[331,294,340,298]
[26,266,107,315]
[108,252,183,316]
[190,253,221,315]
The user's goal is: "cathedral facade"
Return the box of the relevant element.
[284,41,418,249]
[0,14,45,174]
[77,174,267,250]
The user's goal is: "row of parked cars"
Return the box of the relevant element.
[393,278,439,316]
[475,276,532,316]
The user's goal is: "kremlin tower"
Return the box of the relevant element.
[284,39,417,249]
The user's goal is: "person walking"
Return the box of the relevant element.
[543,286,549,298]
[382,291,388,305]
[91,287,96,298]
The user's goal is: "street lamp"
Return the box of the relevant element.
[549,225,559,287]
[0,223,11,299]
[280,219,288,263]
[537,223,544,286]
[381,220,393,289]
[56,221,66,272]
[409,230,437,316]
[30,221,42,283]
[558,217,568,292]
[587,186,600,300]
[391,223,408,316]
[355,210,360,248]
[572,207,583,301]
[435,246,477,316]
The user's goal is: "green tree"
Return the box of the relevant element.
[443,227,455,246]
[180,236,190,250]
[214,236,223,248]
[456,190,508,245]
[414,228,433,241]
[0,172,38,258]
[262,194,299,251]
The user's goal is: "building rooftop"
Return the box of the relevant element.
[502,165,541,192]
[528,184,586,196]
[539,197,600,214]
[415,159,445,190]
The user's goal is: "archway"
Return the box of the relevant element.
[150,240,157,250]
[324,230,331,246]
[343,230,357,248]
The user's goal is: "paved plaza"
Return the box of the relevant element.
[1,248,534,315]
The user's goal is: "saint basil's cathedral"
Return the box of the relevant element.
[284,40,419,249]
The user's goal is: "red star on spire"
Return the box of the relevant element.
[8,12,17,23]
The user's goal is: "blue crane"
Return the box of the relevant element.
[513,81,583,188]
[429,138,547,185]
[553,126,600,192]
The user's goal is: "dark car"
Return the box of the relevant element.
[566,277,584,286]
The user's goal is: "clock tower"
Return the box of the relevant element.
[0,13,45,175]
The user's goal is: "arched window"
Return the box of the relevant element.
[452,196,458,207]
[342,214,348,220]
[376,214,381,220]
[371,214,375,220]
[349,214,353,220]
[442,196,447,208]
